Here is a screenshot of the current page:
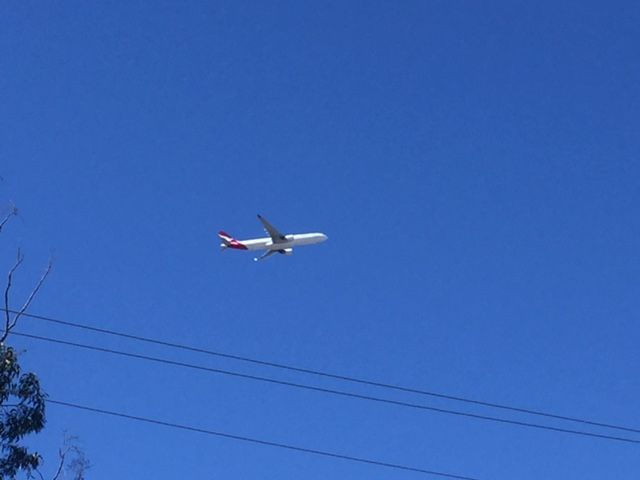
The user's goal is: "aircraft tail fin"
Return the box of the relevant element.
[218,231,248,251]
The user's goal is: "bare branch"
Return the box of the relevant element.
[45,435,89,480]
[31,468,45,480]
[67,447,89,480]
[1,253,52,343]
[50,445,66,480]
[8,258,52,333]
[2,249,24,343]
[0,203,18,234]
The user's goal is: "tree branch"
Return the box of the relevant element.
[0,203,18,234]
[2,249,24,343]
[50,445,66,480]
[1,253,52,343]
[9,259,52,333]
[31,468,45,480]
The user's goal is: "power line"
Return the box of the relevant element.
[47,399,482,480]
[7,308,639,436]
[15,331,640,445]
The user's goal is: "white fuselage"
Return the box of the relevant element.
[238,233,328,251]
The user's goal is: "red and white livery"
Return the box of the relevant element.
[219,215,328,261]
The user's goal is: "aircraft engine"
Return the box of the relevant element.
[279,248,293,255]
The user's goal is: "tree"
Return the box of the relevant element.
[1,188,87,480]
[0,344,46,478]
[1,198,51,479]
[1,196,86,479]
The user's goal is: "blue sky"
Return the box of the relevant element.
[1,1,639,478]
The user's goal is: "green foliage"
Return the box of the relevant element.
[0,344,46,479]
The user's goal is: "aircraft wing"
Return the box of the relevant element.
[257,215,287,243]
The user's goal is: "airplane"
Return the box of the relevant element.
[219,215,328,261]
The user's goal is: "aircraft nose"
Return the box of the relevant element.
[321,234,328,242]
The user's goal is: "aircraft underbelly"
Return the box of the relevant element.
[239,233,325,251]
[266,234,320,249]
[241,238,272,250]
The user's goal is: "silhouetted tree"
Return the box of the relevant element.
[0,196,60,479]
[0,344,46,478]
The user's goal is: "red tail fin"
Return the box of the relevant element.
[218,231,248,250]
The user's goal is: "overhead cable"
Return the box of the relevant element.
[7,308,638,435]
[47,399,482,480]
[7,308,640,433]
[15,331,640,445]
[6,308,640,433]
